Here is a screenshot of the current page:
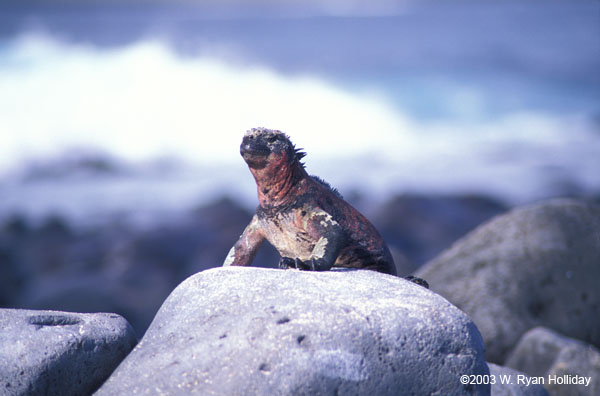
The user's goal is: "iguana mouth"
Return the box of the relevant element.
[240,135,271,155]
[240,135,272,168]
[241,146,270,157]
[241,149,269,169]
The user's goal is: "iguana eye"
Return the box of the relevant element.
[267,135,278,143]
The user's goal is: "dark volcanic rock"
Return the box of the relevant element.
[505,327,600,396]
[0,241,24,306]
[0,308,137,396]
[1,197,279,335]
[371,194,507,271]
[487,363,549,396]
[416,199,600,363]
[96,267,490,396]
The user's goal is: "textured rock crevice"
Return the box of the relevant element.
[416,199,600,363]
[505,327,600,396]
[0,309,137,396]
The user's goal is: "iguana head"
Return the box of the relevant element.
[240,127,307,206]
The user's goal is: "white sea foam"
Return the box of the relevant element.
[0,34,598,223]
[0,33,410,169]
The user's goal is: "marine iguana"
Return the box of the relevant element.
[223,127,428,287]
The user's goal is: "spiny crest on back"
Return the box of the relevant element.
[294,147,307,168]
[311,175,343,199]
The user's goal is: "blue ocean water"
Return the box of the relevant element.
[0,1,599,225]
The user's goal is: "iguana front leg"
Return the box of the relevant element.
[279,209,346,271]
[223,215,265,267]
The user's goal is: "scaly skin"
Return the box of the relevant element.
[223,127,397,275]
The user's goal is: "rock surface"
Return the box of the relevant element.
[0,308,137,396]
[416,199,600,362]
[505,327,600,396]
[488,363,549,396]
[96,267,490,395]
[370,194,507,269]
[0,198,280,334]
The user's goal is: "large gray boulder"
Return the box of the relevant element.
[488,363,549,396]
[505,327,600,396]
[96,267,490,395]
[0,309,137,396]
[416,199,600,362]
